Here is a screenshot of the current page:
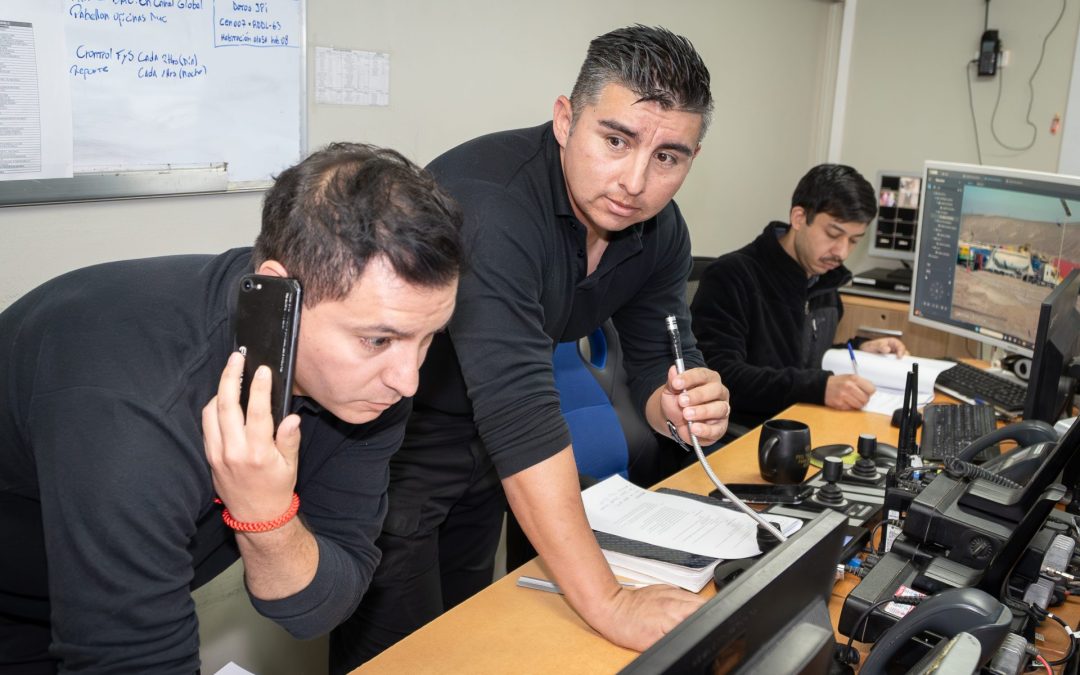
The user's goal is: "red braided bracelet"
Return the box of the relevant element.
[214,493,300,533]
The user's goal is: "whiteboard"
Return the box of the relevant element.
[0,0,305,205]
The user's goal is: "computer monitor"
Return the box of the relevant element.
[618,511,846,675]
[1024,268,1080,423]
[871,170,923,261]
[910,161,1080,356]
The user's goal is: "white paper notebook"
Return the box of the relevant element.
[821,349,954,415]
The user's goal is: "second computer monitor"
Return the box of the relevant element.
[910,161,1080,357]
[871,170,923,260]
[1024,268,1080,423]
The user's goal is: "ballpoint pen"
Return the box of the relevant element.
[516,575,649,594]
[847,341,860,377]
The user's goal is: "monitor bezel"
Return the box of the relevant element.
[908,160,1080,358]
[618,510,847,674]
[1023,268,1080,423]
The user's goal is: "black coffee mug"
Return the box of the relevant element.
[758,419,812,483]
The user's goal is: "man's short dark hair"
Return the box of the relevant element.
[791,164,878,226]
[255,142,464,306]
[569,25,714,141]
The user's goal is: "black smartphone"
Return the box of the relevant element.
[233,273,302,429]
[710,482,813,505]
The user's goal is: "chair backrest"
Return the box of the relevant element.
[553,320,661,483]
[687,255,716,306]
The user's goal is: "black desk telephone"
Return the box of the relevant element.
[858,588,1012,675]
[839,416,1077,661]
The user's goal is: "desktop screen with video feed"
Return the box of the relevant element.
[872,172,922,260]
[910,162,1080,356]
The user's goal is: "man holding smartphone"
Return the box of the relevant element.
[0,144,463,673]
[332,25,731,671]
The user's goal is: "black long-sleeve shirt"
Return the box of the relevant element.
[416,122,703,478]
[691,222,852,428]
[0,249,403,673]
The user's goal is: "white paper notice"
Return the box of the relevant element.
[582,475,789,560]
[315,47,390,106]
[0,2,73,180]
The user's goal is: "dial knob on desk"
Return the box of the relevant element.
[813,456,848,508]
[857,433,877,459]
[822,455,844,483]
[850,434,882,482]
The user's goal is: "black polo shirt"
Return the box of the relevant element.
[417,122,703,478]
[0,249,405,672]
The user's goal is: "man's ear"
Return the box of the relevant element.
[552,95,573,148]
[256,260,289,278]
[789,206,808,230]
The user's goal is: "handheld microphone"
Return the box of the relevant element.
[664,314,787,544]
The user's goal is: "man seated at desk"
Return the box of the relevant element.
[691,164,908,429]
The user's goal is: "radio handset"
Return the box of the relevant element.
[957,420,1058,463]
[859,588,1011,675]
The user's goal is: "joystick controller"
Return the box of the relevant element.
[845,433,885,486]
[811,456,848,509]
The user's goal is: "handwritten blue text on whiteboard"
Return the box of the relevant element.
[65,0,302,182]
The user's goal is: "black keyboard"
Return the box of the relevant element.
[934,362,1028,414]
[920,403,999,462]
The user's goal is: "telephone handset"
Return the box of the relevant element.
[957,420,1058,463]
[859,588,1012,675]
[955,420,1059,484]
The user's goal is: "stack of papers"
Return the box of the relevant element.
[821,349,955,416]
[581,476,802,592]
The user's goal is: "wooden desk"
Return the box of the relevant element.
[836,292,979,360]
[356,404,1075,673]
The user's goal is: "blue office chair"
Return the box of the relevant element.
[556,320,669,483]
[504,320,666,570]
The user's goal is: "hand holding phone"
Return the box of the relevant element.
[234,274,302,429]
[203,351,302,528]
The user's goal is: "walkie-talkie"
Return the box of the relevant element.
[978,29,1000,77]
[882,366,923,553]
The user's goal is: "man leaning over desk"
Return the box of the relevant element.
[691,164,908,430]
[331,24,732,672]
[0,144,463,673]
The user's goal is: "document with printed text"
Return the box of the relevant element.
[582,475,801,560]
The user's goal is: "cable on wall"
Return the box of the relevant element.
[989,0,1067,152]
[966,0,1067,163]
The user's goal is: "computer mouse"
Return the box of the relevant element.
[873,442,899,467]
[890,408,922,429]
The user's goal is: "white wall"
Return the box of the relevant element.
[0,0,839,312]
[840,0,1080,274]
